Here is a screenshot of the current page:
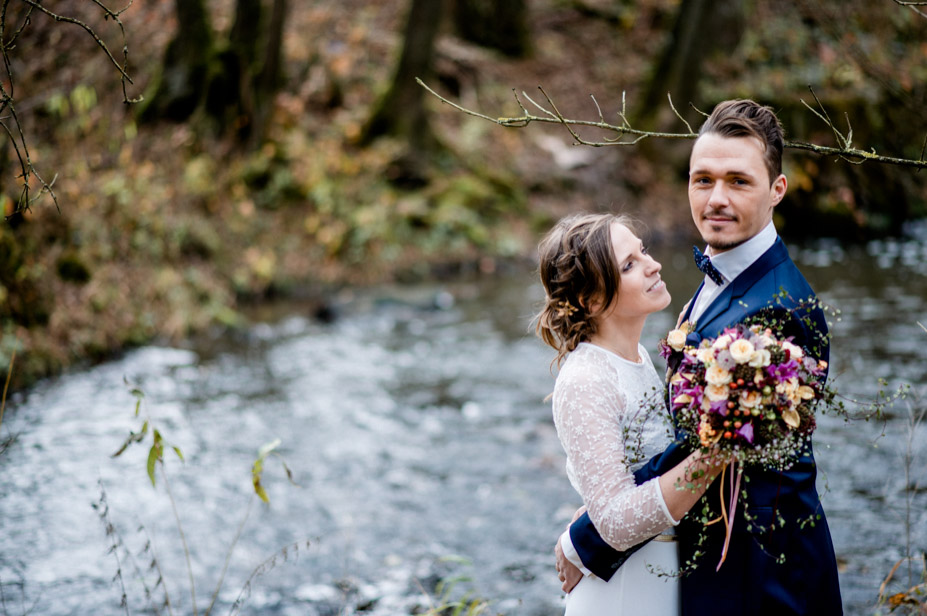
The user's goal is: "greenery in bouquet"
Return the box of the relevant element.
[661,322,832,471]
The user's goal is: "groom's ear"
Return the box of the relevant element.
[770,174,787,206]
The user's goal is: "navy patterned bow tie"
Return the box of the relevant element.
[693,246,725,285]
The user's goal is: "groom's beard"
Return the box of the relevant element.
[707,238,747,252]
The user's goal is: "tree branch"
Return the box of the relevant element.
[892,0,927,18]
[0,0,139,218]
[418,79,927,170]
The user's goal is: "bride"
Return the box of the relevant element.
[536,213,725,615]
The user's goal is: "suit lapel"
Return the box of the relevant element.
[692,238,791,338]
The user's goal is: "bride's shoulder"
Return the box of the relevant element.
[556,344,615,385]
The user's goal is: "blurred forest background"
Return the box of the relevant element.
[2,0,927,388]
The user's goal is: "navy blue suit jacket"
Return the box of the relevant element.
[568,238,842,615]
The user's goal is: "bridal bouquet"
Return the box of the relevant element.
[662,322,829,470]
[660,322,831,570]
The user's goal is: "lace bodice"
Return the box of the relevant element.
[552,342,677,551]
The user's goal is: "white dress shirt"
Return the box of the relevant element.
[689,221,778,323]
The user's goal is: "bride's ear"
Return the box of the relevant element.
[583,292,605,317]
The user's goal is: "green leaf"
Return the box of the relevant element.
[111,427,147,458]
[172,446,184,462]
[253,478,269,504]
[281,461,298,486]
[111,438,131,458]
[146,443,161,487]
[252,456,268,502]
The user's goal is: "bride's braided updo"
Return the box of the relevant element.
[536,213,635,366]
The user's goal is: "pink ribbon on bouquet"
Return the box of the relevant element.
[716,460,742,571]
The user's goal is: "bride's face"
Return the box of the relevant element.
[600,223,671,320]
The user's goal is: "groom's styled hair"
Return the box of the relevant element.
[699,99,785,185]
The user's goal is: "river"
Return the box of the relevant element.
[0,225,925,615]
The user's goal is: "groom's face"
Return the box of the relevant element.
[688,134,787,253]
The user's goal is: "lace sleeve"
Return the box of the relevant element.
[553,350,676,551]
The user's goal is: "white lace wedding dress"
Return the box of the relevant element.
[552,342,680,615]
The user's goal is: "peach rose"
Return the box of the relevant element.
[667,328,688,352]
[705,365,733,386]
[729,338,755,363]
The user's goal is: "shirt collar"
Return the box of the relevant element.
[703,221,777,285]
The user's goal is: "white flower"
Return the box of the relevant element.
[729,338,756,363]
[667,328,688,351]
[712,334,732,350]
[748,348,771,368]
[781,341,804,360]
[696,348,715,364]
[705,364,733,386]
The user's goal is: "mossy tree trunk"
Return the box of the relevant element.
[360,0,442,149]
[452,0,529,58]
[636,0,745,129]
[205,0,262,139]
[141,0,286,147]
[251,0,288,146]
[360,0,445,186]
[138,0,215,123]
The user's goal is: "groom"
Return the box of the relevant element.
[556,100,842,615]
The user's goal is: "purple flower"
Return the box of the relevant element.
[709,399,730,416]
[659,343,672,360]
[737,422,755,444]
[767,359,800,381]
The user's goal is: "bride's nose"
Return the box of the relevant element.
[646,254,662,274]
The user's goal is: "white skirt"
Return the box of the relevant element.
[563,538,680,616]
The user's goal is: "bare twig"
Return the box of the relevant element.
[204,497,255,616]
[667,93,694,135]
[893,0,927,18]
[417,78,698,147]
[418,79,927,169]
[0,0,139,217]
[0,350,12,434]
[227,540,312,616]
[18,0,133,84]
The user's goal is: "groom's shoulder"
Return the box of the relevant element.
[761,238,815,292]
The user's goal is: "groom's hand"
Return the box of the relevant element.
[676,301,690,328]
[555,538,582,593]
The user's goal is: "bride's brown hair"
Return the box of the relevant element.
[536,213,635,367]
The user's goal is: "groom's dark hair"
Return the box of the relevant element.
[699,99,784,185]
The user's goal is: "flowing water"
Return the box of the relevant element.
[1,224,926,616]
